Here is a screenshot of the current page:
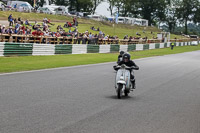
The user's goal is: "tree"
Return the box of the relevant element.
[128,0,140,18]
[176,0,199,34]
[164,0,179,32]
[55,0,68,6]
[78,0,93,12]
[120,0,131,17]
[138,0,167,26]
[165,8,177,32]
[91,0,103,14]
[193,3,200,24]
[68,0,77,11]
[107,0,116,16]
[114,0,122,14]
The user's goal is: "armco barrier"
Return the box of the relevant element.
[0,42,4,56]
[155,43,160,49]
[167,42,171,47]
[110,45,120,53]
[4,43,33,56]
[99,45,110,53]
[0,41,198,56]
[87,45,99,53]
[120,45,128,52]
[128,44,136,51]
[143,44,149,50]
[164,43,167,48]
[160,43,164,48]
[136,44,143,51]
[72,45,87,54]
[149,43,155,49]
[55,45,72,54]
[33,44,55,55]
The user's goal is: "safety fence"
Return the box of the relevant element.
[0,34,197,45]
[0,41,198,56]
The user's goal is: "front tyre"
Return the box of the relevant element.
[117,84,123,99]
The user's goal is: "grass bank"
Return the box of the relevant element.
[0,45,199,73]
[0,11,182,39]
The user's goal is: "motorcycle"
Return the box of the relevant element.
[115,64,133,99]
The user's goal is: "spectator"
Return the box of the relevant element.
[32,29,43,36]
[1,25,6,34]
[73,17,78,26]
[68,22,72,27]
[68,28,72,33]
[47,19,54,25]
[18,17,23,24]
[104,35,109,39]
[6,26,14,34]
[8,14,13,26]
[32,24,37,30]
[77,33,83,44]
[1,3,5,11]
[136,32,141,36]
[55,31,60,37]
[88,32,93,44]
[14,18,17,24]
[9,17,13,26]
[73,17,76,25]
[25,27,31,35]
[0,24,2,33]
[25,19,31,26]
[64,21,72,28]
[124,35,128,39]
[82,33,88,44]
[14,4,17,9]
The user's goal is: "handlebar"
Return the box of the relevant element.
[114,64,138,70]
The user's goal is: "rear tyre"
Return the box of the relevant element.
[117,84,123,99]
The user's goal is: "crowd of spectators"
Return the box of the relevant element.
[0,14,154,44]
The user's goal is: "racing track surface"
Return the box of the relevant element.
[0,51,200,133]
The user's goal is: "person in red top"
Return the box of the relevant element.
[47,19,54,25]
[68,22,72,27]
[32,29,44,36]
[55,31,60,37]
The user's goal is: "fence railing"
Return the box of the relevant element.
[0,34,198,45]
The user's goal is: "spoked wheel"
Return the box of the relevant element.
[117,84,123,99]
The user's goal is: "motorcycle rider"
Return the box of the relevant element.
[117,51,125,63]
[117,53,139,89]
[113,51,125,71]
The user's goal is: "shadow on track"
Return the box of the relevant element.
[105,95,132,100]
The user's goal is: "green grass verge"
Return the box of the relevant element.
[0,45,200,73]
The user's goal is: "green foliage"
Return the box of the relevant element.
[139,0,167,26]
[106,0,200,35]
[176,0,199,34]
[64,0,102,14]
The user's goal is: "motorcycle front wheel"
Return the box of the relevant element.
[117,84,123,99]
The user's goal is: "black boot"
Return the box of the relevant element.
[131,79,136,90]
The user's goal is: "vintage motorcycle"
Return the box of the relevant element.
[115,64,133,99]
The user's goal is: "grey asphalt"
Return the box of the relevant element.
[1,51,200,133]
